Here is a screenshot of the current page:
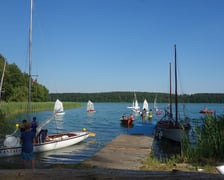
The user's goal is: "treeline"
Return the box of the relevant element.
[0,54,49,102]
[50,92,224,103]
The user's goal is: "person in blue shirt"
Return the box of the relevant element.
[19,119,27,132]
[31,117,38,135]
[20,121,36,169]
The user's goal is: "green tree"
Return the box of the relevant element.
[0,54,49,102]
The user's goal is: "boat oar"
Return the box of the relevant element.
[88,132,96,137]
[82,128,96,137]
[10,123,20,136]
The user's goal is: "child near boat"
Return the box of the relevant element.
[37,129,49,143]
[20,121,36,169]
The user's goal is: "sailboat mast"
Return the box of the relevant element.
[28,0,33,117]
[0,60,6,100]
[169,62,172,118]
[174,44,178,123]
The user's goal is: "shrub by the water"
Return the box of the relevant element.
[182,115,224,164]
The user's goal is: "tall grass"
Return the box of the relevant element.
[182,115,224,165]
[0,101,82,119]
[0,102,82,138]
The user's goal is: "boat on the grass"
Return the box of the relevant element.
[87,100,96,113]
[155,45,191,143]
[0,0,94,158]
[54,99,65,116]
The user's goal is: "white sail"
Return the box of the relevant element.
[154,96,158,110]
[135,99,140,109]
[142,99,149,111]
[133,93,140,112]
[54,99,65,116]
[87,100,96,112]
[127,93,140,113]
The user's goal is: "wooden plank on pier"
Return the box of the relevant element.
[84,134,154,170]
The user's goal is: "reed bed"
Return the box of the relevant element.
[0,102,82,118]
[0,102,82,138]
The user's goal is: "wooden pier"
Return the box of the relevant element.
[83,134,154,170]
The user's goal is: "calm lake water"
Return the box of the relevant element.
[0,102,224,169]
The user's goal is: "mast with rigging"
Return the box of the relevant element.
[0,60,6,100]
[28,0,33,118]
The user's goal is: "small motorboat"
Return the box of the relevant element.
[199,107,214,114]
[120,114,134,126]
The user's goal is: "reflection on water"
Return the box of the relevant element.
[120,123,134,128]
[38,139,96,165]
[0,103,223,169]
[152,139,181,161]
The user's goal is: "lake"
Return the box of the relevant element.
[0,102,223,169]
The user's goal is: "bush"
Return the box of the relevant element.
[182,115,224,164]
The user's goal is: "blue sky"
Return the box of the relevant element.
[0,0,224,94]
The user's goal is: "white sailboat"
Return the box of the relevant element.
[127,93,140,113]
[0,0,93,157]
[142,99,149,112]
[153,95,163,115]
[141,98,151,118]
[54,99,65,116]
[87,100,96,113]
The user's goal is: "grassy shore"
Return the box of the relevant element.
[0,101,83,137]
[0,101,82,118]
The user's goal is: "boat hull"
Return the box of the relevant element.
[87,110,96,113]
[199,110,213,114]
[155,126,183,143]
[120,119,134,125]
[0,131,88,157]
[55,111,65,116]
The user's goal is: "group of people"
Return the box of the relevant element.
[121,113,134,121]
[19,116,48,169]
[141,108,153,121]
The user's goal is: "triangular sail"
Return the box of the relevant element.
[154,95,163,115]
[127,93,140,112]
[154,96,158,110]
[87,100,94,111]
[134,93,140,110]
[54,99,64,113]
[142,99,149,111]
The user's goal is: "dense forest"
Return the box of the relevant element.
[50,92,224,103]
[1,54,224,103]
